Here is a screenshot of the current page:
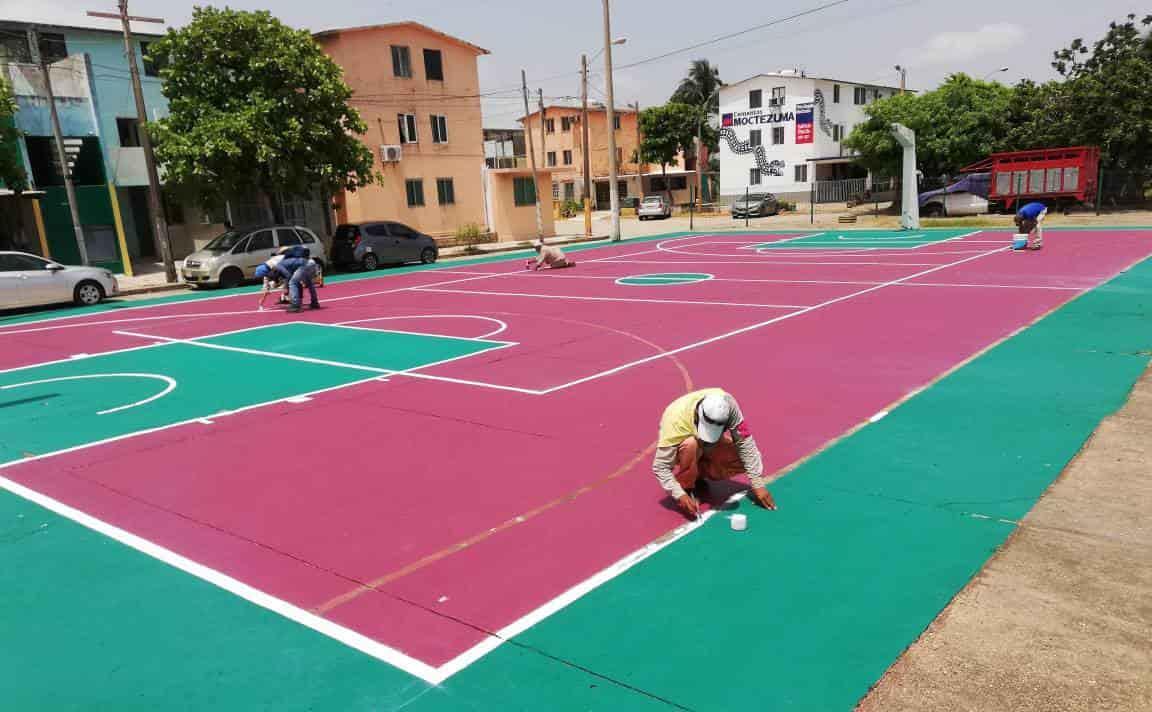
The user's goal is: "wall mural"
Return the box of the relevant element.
[812,88,834,137]
[719,128,785,176]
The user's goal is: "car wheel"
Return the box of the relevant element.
[923,204,944,218]
[420,247,437,264]
[218,267,244,289]
[73,280,105,306]
[362,253,379,271]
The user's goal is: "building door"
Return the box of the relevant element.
[595,181,610,209]
[128,187,155,258]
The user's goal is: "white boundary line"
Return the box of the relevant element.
[614,273,714,286]
[306,322,517,347]
[410,287,808,310]
[336,314,510,339]
[0,373,178,415]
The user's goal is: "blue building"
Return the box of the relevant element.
[0,16,177,272]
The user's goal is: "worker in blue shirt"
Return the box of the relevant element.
[272,255,321,312]
[1013,201,1047,250]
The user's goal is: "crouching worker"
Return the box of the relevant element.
[255,255,289,310]
[275,255,321,313]
[526,240,576,270]
[1013,201,1047,250]
[652,388,776,519]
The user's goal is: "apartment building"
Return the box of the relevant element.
[315,22,489,236]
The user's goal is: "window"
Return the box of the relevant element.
[38,33,67,64]
[616,148,623,164]
[513,176,537,206]
[794,164,808,183]
[669,176,687,190]
[405,179,425,207]
[364,224,390,237]
[854,87,867,105]
[116,118,141,148]
[750,168,761,185]
[832,124,843,142]
[618,180,628,197]
[545,118,555,133]
[772,126,785,145]
[140,41,163,78]
[552,182,560,200]
[423,49,444,81]
[563,182,575,201]
[388,223,417,238]
[246,230,274,252]
[391,46,412,78]
[0,32,65,65]
[295,229,318,244]
[613,115,622,130]
[0,253,50,271]
[398,114,418,143]
[833,84,840,103]
[561,116,573,131]
[436,177,455,205]
[276,229,302,246]
[749,89,762,109]
[749,130,762,147]
[562,150,572,165]
[770,86,786,106]
[546,151,557,167]
[430,115,448,143]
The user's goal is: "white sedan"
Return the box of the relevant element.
[0,251,119,309]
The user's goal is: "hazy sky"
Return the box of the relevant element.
[3,0,1144,127]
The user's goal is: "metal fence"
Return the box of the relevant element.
[1097,169,1150,208]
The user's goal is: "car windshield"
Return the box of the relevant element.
[202,230,247,251]
[642,197,662,204]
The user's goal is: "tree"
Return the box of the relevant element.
[0,75,27,194]
[639,103,700,196]
[1009,14,1152,173]
[148,7,376,221]
[670,59,722,154]
[844,74,1014,179]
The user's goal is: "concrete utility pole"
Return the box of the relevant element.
[580,54,592,237]
[521,70,544,238]
[538,88,548,174]
[30,28,89,265]
[88,2,176,282]
[894,64,907,95]
[632,100,641,175]
[601,0,620,241]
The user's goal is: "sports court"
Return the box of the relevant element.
[3,227,1152,709]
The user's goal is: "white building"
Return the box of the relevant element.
[718,71,904,201]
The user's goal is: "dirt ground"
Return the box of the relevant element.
[856,367,1152,712]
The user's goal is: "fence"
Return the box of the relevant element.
[1097,169,1150,209]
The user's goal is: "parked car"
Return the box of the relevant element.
[330,222,439,271]
[918,173,991,217]
[731,192,779,218]
[638,194,673,220]
[0,251,118,309]
[181,225,327,288]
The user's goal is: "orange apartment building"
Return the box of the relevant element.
[315,23,489,236]
[519,105,699,209]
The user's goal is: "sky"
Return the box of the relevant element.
[2,0,1145,127]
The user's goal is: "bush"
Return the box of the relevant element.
[455,223,486,253]
[777,200,797,212]
[558,200,582,218]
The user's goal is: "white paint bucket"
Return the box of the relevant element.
[1012,233,1029,250]
[730,513,747,531]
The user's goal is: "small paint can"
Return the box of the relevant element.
[1011,233,1029,250]
[730,513,747,531]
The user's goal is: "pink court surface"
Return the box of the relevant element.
[3,228,1152,684]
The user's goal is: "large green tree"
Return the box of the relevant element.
[638,103,701,194]
[0,75,27,194]
[844,74,1014,179]
[1008,13,1152,172]
[148,7,375,221]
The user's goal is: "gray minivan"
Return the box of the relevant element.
[330,222,439,271]
[182,225,327,288]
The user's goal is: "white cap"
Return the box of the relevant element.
[695,394,730,443]
[533,239,544,248]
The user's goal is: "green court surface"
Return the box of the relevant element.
[1,249,1149,709]
[0,324,507,465]
[616,273,715,286]
[752,228,976,250]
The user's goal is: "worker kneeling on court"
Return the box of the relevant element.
[653,388,776,519]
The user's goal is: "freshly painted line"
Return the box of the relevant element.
[0,309,266,337]
[410,287,807,310]
[283,396,313,404]
[0,342,166,376]
[869,410,889,423]
[69,353,91,359]
[0,373,178,415]
[538,246,1008,394]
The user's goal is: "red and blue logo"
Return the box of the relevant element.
[721,113,734,127]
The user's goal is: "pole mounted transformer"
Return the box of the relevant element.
[890,123,920,230]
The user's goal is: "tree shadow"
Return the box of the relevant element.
[0,393,60,409]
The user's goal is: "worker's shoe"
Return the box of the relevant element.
[286,305,301,313]
[308,303,321,310]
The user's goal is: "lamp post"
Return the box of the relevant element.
[602,0,621,241]
[581,36,625,237]
[981,66,1010,80]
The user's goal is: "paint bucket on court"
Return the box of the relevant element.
[1011,233,1029,250]
[730,513,747,531]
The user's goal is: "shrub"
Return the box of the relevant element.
[456,223,486,253]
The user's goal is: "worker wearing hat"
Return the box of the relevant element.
[526,240,576,270]
[652,388,776,518]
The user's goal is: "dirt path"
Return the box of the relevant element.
[857,366,1152,712]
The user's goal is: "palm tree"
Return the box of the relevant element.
[670,59,723,113]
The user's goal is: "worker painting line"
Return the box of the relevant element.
[1013,201,1047,250]
[526,240,576,271]
[652,388,777,520]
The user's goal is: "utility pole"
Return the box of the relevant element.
[30,28,89,265]
[580,54,592,237]
[601,0,621,241]
[632,101,641,175]
[537,88,548,174]
[88,3,177,282]
[895,64,907,95]
[521,70,544,239]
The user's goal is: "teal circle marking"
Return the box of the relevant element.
[615,272,714,286]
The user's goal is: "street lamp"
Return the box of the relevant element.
[602,0,623,241]
[982,66,1010,80]
[581,35,627,238]
[590,36,627,63]
[894,64,907,94]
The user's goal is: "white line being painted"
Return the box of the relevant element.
[337,314,510,339]
[411,287,807,310]
[0,373,177,415]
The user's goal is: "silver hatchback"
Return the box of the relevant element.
[638,195,673,220]
[182,225,328,288]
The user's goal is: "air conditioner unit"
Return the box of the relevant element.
[380,144,403,163]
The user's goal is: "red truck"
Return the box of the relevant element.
[959,146,1100,212]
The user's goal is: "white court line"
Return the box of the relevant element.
[337,314,510,339]
[602,259,942,266]
[0,373,177,415]
[656,232,827,258]
[537,245,1008,394]
[411,287,808,310]
[310,322,517,347]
